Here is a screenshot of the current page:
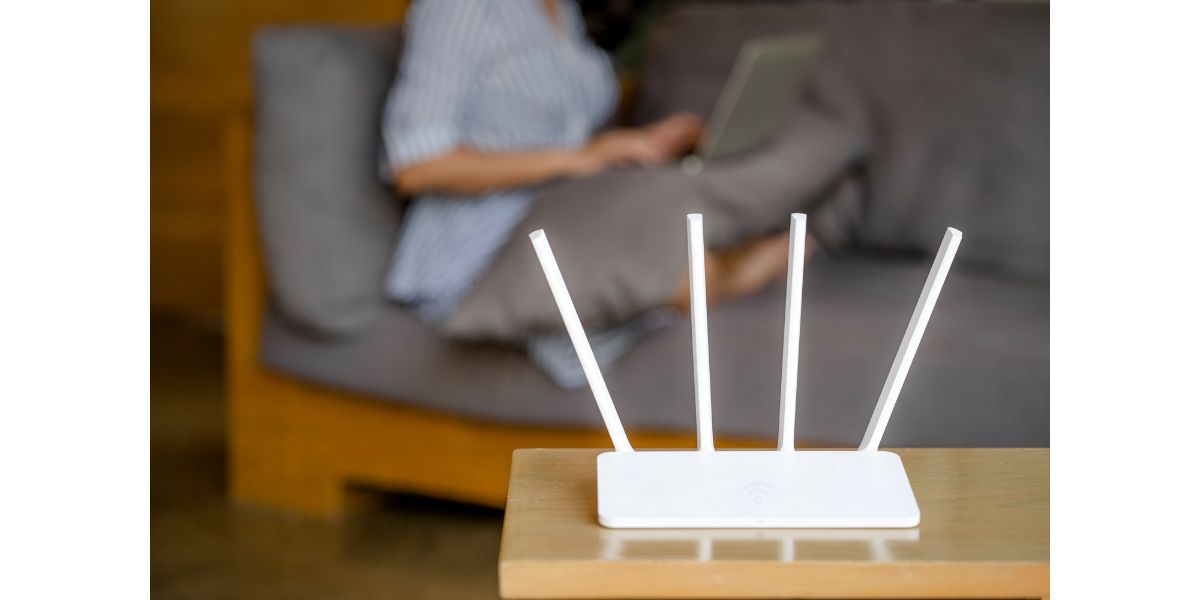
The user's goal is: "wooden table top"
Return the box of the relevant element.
[499,448,1048,599]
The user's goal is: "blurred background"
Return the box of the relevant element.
[152,1,1048,598]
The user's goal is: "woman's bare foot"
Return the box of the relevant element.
[670,232,817,312]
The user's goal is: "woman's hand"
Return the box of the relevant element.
[566,114,707,178]
[645,113,705,157]
[579,129,673,170]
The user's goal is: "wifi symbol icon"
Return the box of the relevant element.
[741,481,774,504]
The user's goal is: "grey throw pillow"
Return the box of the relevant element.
[441,107,861,342]
[253,24,405,337]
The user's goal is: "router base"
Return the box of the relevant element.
[597,450,920,529]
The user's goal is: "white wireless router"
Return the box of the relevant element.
[529,214,962,528]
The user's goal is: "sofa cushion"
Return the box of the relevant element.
[253,24,405,337]
[262,255,1049,448]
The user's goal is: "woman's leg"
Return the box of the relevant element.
[670,233,815,311]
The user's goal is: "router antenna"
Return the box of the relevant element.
[686,214,714,452]
[777,213,807,451]
[529,230,634,453]
[858,227,962,452]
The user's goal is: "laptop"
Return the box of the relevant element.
[681,33,823,175]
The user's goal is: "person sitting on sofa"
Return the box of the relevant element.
[381,0,793,384]
[382,0,794,317]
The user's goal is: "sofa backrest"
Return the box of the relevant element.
[637,1,1049,281]
[253,24,405,337]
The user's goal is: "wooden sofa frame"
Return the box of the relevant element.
[223,115,769,519]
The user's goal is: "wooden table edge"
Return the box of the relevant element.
[501,558,1048,599]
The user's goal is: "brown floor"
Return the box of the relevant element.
[151,315,503,599]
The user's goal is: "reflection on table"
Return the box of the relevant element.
[599,527,921,562]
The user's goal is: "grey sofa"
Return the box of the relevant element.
[252,1,1049,449]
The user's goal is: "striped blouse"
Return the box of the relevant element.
[381,0,618,322]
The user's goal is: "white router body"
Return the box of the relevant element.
[597,450,919,528]
[529,213,961,529]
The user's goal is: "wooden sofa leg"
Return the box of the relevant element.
[228,408,354,519]
[230,450,351,519]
